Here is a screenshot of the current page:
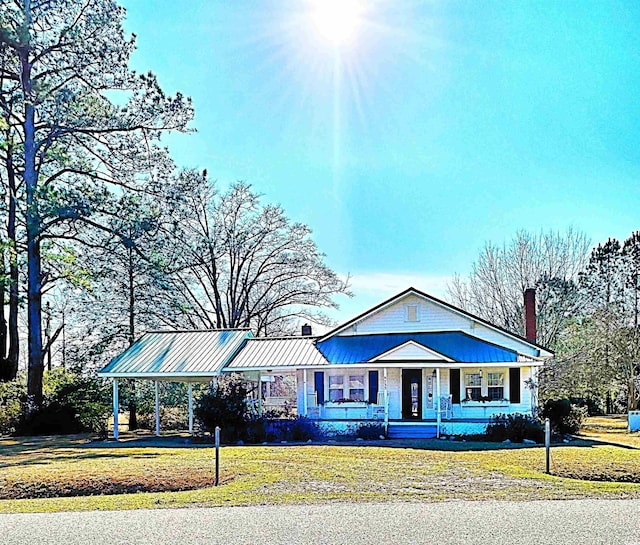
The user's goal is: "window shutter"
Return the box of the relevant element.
[450,369,461,404]
[314,371,325,405]
[368,370,379,404]
[509,368,521,404]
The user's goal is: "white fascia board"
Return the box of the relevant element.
[223,365,330,372]
[227,361,535,371]
[370,340,455,363]
[99,372,220,381]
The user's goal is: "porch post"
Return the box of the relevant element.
[188,383,193,434]
[154,380,160,437]
[436,368,441,438]
[383,367,389,432]
[112,378,119,440]
[302,369,308,416]
[257,371,262,417]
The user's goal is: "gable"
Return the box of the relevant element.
[372,340,454,362]
[321,288,551,358]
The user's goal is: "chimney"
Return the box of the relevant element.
[524,288,536,343]
[301,324,312,336]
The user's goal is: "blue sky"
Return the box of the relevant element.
[122,0,640,321]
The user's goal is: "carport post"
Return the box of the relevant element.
[188,383,194,434]
[154,380,160,436]
[112,378,119,440]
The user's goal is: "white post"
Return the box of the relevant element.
[383,367,389,432]
[257,371,262,417]
[436,368,441,438]
[545,417,551,473]
[303,369,308,417]
[112,378,119,440]
[154,380,160,437]
[188,383,193,434]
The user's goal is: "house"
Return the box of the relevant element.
[99,287,553,439]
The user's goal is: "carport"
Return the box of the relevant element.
[98,329,252,439]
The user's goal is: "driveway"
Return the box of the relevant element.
[2,499,640,545]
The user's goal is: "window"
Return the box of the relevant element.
[464,373,482,401]
[329,375,344,401]
[405,304,419,322]
[487,372,504,400]
[328,373,365,402]
[349,375,365,401]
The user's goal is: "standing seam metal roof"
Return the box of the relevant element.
[99,330,251,376]
[226,337,329,369]
[316,332,518,364]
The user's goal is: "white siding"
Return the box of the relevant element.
[339,294,542,358]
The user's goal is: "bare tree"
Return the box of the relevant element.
[448,228,591,348]
[167,173,351,335]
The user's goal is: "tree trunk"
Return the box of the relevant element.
[0,248,7,380]
[0,148,20,381]
[21,37,45,404]
[7,151,20,380]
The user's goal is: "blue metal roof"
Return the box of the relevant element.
[316,332,517,364]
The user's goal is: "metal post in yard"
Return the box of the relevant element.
[215,426,221,486]
[545,417,551,474]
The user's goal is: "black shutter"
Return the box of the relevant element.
[450,368,461,404]
[509,368,521,404]
[314,371,325,405]
[368,370,379,404]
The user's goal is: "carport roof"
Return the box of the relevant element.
[98,329,251,378]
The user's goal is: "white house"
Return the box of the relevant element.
[99,287,553,439]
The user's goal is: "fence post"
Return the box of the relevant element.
[545,417,550,474]
[215,426,220,486]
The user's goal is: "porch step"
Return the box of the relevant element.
[387,424,437,439]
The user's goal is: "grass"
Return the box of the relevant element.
[2,424,640,514]
[577,414,640,449]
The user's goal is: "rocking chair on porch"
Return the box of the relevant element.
[439,395,453,420]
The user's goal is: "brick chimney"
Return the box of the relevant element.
[301,324,312,336]
[524,288,536,343]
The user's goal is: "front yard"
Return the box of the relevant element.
[2,419,640,513]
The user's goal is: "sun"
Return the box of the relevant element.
[310,0,363,46]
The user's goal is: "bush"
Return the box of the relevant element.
[0,379,26,436]
[262,416,321,442]
[541,398,587,435]
[356,423,385,440]
[195,376,250,442]
[14,370,111,437]
[485,413,544,443]
[137,406,189,431]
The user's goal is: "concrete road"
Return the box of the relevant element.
[2,499,640,545]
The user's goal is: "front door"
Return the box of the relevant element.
[402,369,422,419]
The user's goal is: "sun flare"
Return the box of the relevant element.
[311,0,363,46]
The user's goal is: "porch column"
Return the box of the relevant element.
[383,367,389,432]
[154,380,160,437]
[436,368,441,438]
[188,383,193,434]
[257,371,262,417]
[302,369,308,416]
[112,378,119,440]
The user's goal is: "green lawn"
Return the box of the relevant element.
[2,429,640,513]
